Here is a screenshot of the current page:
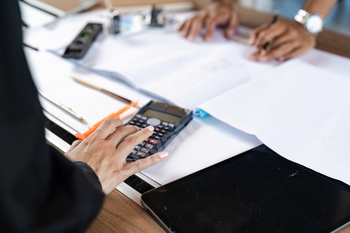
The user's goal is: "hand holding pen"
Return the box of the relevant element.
[248,12,316,62]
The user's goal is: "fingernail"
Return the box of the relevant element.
[134,126,139,130]
[189,36,195,41]
[159,151,169,158]
[146,125,154,131]
[260,50,266,56]
[247,54,256,61]
[204,36,211,42]
[260,56,269,62]
[227,29,235,38]
[279,56,286,62]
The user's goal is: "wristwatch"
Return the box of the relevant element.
[294,9,325,35]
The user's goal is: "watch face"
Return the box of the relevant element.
[305,14,324,34]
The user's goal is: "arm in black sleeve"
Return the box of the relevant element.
[74,161,103,191]
[0,1,105,232]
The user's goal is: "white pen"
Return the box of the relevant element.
[38,90,86,124]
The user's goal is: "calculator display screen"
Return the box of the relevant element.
[143,109,181,123]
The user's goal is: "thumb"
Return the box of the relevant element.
[65,140,82,154]
[126,151,169,175]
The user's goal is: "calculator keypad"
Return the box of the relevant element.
[126,114,176,163]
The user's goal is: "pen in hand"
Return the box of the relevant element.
[38,90,86,124]
[247,11,279,62]
[262,11,279,51]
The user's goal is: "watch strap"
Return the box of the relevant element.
[294,9,309,25]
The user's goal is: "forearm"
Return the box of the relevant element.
[302,0,338,18]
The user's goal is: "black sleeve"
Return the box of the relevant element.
[0,1,105,232]
[74,161,103,191]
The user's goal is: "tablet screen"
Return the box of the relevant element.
[141,145,350,233]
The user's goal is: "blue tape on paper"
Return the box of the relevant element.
[193,108,209,118]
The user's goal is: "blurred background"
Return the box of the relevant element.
[25,0,350,36]
[238,0,350,36]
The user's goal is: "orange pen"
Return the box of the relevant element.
[76,101,138,140]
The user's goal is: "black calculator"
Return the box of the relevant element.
[125,101,192,163]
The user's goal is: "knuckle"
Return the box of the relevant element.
[292,41,300,47]
[126,125,138,132]
[184,19,190,24]
[251,29,257,35]
[132,161,143,173]
[105,117,121,126]
[125,136,136,145]
[275,21,283,27]
[197,11,207,18]
[206,18,215,26]
[103,118,112,125]
[82,139,90,147]
[112,117,122,125]
[259,32,267,42]
[192,15,201,22]
[72,140,81,146]
[136,161,143,172]
[94,128,102,135]
[116,126,126,134]
[183,20,191,28]
[289,29,298,37]
[151,155,158,165]
[88,136,98,145]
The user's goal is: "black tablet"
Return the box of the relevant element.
[141,145,350,233]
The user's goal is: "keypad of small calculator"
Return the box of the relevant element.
[126,114,176,162]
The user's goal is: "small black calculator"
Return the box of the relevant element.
[125,101,192,163]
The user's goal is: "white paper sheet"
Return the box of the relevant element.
[65,27,278,109]
[25,48,150,134]
[19,1,59,28]
[198,60,350,184]
[23,9,109,51]
[142,115,261,185]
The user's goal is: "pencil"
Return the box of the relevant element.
[72,77,132,104]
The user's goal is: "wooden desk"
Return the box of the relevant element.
[37,0,350,232]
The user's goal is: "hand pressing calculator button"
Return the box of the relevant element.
[125,101,192,163]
